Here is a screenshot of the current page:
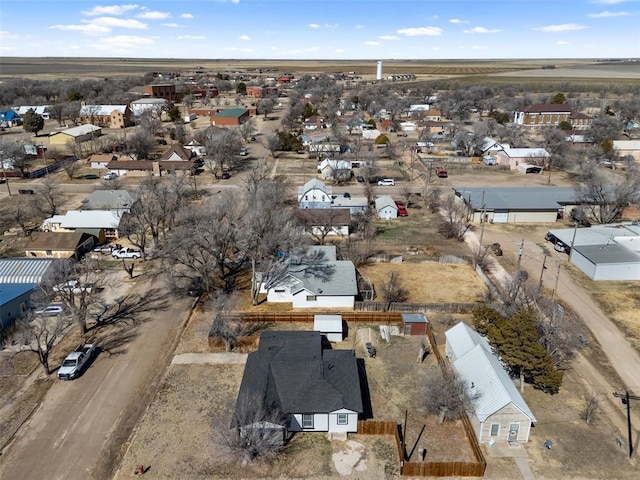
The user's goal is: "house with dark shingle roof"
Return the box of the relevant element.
[24,231,96,260]
[159,144,194,162]
[231,331,363,437]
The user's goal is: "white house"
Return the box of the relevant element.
[445,322,537,444]
[13,105,51,120]
[130,97,167,117]
[184,140,207,156]
[314,314,344,342]
[375,195,398,219]
[298,179,332,209]
[42,210,123,242]
[318,158,352,180]
[399,121,417,132]
[262,246,358,309]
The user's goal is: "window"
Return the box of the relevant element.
[306,295,316,301]
[490,423,500,437]
[302,414,314,429]
[274,288,285,293]
[337,413,348,425]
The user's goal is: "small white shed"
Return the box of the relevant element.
[314,315,344,343]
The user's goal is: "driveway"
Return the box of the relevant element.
[0,277,194,480]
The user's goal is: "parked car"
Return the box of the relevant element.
[239,147,248,156]
[378,178,395,186]
[35,303,65,317]
[343,192,351,199]
[395,201,408,217]
[93,244,113,254]
[356,176,365,183]
[83,174,99,180]
[554,241,567,253]
[103,172,118,180]
[216,172,231,179]
[435,167,448,178]
[112,247,142,259]
[58,344,96,380]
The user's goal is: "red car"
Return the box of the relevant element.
[395,201,408,217]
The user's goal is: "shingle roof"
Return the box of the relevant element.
[25,231,92,251]
[82,189,138,210]
[232,331,362,428]
[159,144,193,161]
[0,258,56,283]
[521,103,572,114]
[290,260,357,297]
[295,208,351,226]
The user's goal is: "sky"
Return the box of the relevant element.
[0,0,638,60]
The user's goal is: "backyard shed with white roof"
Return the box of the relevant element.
[314,315,344,342]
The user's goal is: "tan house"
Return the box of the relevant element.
[613,140,640,161]
[79,105,133,129]
[49,124,102,146]
[445,322,536,444]
[25,231,96,260]
[496,147,550,170]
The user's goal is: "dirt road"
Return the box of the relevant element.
[478,225,640,433]
[0,277,193,480]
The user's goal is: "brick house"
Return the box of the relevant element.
[143,84,182,103]
[246,85,278,98]
[513,103,591,128]
[210,108,250,126]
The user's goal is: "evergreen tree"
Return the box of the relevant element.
[22,109,45,137]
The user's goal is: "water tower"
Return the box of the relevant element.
[376,61,383,81]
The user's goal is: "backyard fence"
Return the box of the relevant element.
[236,311,404,323]
[354,302,483,313]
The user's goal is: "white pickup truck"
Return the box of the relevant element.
[111,247,142,259]
[58,344,96,380]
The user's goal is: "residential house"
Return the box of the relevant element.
[130,98,167,117]
[49,124,102,146]
[42,210,123,243]
[210,108,250,127]
[569,111,593,130]
[454,186,577,223]
[0,258,57,332]
[106,159,195,177]
[375,196,398,219]
[299,131,332,148]
[262,246,358,309]
[159,144,194,162]
[82,189,138,212]
[496,147,550,170]
[232,331,363,439]
[304,115,329,130]
[184,139,207,157]
[330,196,368,215]
[295,208,351,239]
[89,154,117,169]
[246,85,278,98]
[298,179,333,209]
[445,322,537,443]
[479,137,507,156]
[0,110,22,127]
[399,121,417,132]
[565,130,590,144]
[318,158,352,181]
[25,231,95,260]
[13,106,51,120]
[613,140,640,161]
[79,104,133,129]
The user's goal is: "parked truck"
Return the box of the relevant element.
[58,344,96,380]
[112,247,142,259]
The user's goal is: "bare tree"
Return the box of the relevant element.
[424,366,479,423]
[11,310,73,375]
[137,110,163,136]
[378,271,409,310]
[7,195,38,235]
[203,127,243,175]
[581,392,600,426]
[207,292,262,351]
[124,129,156,160]
[61,158,81,180]
[0,139,33,178]
[238,117,256,142]
[264,133,281,159]
[257,96,277,120]
[225,393,288,464]
[32,176,63,217]
[439,194,470,240]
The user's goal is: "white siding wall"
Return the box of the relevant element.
[328,409,358,433]
[377,206,397,219]
[479,403,532,443]
[290,413,329,432]
[266,286,293,302]
[593,263,640,281]
[292,291,354,309]
[570,250,597,280]
[507,211,557,223]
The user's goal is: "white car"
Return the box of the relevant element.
[103,172,118,180]
[35,303,65,316]
[378,178,395,186]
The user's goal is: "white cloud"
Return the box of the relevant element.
[397,26,443,36]
[138,11,170,20]
[379,35,400,40]
[91,17,147,29]
[588,10,631,17]
[0,30,19,40]
[449,18,469,24]
[324,23,338,28]
[534,23,587,32]
[239,34,250,41]
[177,35,206,40]
[557,41,570,45]
[163,23,181,28]
[50,23,111,35]
[591,0,632,4]
[464,26,501,34]
[308,23,320,28]
[355,25,364,29]
[83,4,139,16]
[181,13,194,19]
[364,41,380,46]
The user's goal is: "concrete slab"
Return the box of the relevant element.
[171,353,248,365]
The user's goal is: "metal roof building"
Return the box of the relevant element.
[0,258,56,284]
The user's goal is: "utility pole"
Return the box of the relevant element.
[613,391,640,458]
[474,191,487,269]
[516,239,524,269]
[551,261,561,302]
[1,161,11,196]
[538,255,548,290]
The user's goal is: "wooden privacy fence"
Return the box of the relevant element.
[354,302,483,313]
[236,311,404,323]
[357,420,403,463]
